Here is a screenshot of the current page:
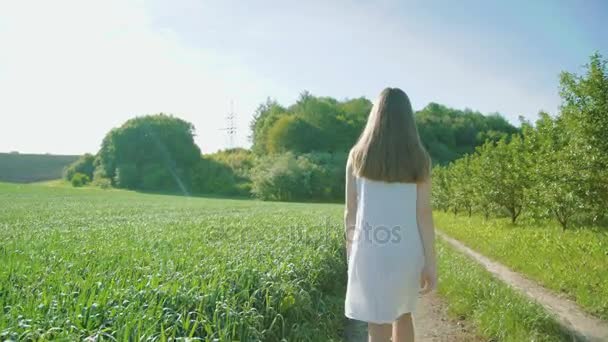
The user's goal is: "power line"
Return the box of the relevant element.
[220,100,237,149]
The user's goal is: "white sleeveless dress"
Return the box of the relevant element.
[345,176,425,323]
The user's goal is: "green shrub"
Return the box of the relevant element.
[64,153,95,181]
[250,152,346,202]
[207,148,255,180]
[70,173,90,187]
[92,176,112,189]
[191,157,245,196]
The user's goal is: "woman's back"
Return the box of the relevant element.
[356,176,417,230]
[345,176,425,323]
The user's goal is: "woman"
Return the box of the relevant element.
[344,87,437,342]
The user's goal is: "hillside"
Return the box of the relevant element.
[0,152,79,183]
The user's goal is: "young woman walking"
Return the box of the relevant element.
[344,87,437,342]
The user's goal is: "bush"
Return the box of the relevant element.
[191,157,246,196]
[64,154,95,181]
[91,168,112,189]
[92,177,112,189]
[250,152,346,202]
[71,173,90,187]
[250,152,304,201]
[207,148,255,180]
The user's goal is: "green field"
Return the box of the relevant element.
[436,212,608,320]
[0,153,79,183]
[1,182,575,341]
[0,183,345,341]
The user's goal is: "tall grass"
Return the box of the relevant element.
[436,212,608,320]
[437,239,571,341]
[0,183,346,341]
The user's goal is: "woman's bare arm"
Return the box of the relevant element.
[344,156,357,260]
[417,178,437,293]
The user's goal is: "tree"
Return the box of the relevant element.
[416,103,518,164]
[481,136,531,224]
[450,155,475,217]
[431,166,453,213]
[526,112,586,230]
[249,99,287,154]
[96,114,201,192]
[559,52,608,221]
[266,116,321,154]
[468,150,497,220]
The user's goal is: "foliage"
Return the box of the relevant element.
[433,53,608,229]
[96,114,201,193]
[524,113,585,229]
[207,148,255,180]
[0,182,346,341]
[250,93,514,165]
[250,152,346,202]
[416,103,518,164]
[437,212,608,320]
[70,172,90,187]
[266,115,321,153]
[559,52,608,220]
[191,157,244,196]
[64,153,95,181]
[91,175,112,189]
[249,99,288,154]
[190,148,256,196]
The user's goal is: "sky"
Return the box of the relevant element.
[1,0,607,155]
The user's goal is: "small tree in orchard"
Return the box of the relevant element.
[450,155,475,217]
[560,52,608,222]
[468,148,498,220]
[527,112,586,230]
[431,166,451,213]
[483,136,531,224]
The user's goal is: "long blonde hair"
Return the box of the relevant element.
[350,87,430,183]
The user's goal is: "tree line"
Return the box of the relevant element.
[64,90,514,201]
[432,53,608,229]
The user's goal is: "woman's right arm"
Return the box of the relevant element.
[417,178,437,294]
[344,153,357,261]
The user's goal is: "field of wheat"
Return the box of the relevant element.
[0,183,346,341]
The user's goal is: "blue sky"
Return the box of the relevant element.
[1,0,606,154]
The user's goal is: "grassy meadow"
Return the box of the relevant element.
[0,182,346,341]
[437,240,569,341]
[436,212,608,320]
[0,182,578,341]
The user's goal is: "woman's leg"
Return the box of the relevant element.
[368,322,392,342]
[392,313,415,342]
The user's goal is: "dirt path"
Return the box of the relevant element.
[345,292,481,341]
[438,231,608,342]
